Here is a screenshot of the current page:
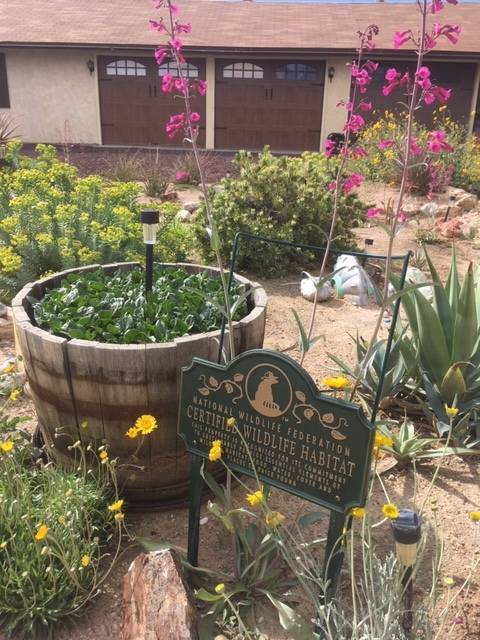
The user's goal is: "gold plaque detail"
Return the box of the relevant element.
[245,364,293,417]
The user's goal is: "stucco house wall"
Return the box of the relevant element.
[0,48,101,144]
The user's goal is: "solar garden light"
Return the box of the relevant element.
[140,209,160,294]
[391,509,422,638]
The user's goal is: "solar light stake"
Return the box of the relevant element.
[140,209,159,294]
[391,509,422,639]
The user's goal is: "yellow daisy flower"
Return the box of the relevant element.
[9,389,20,402]
[226,417,236,429]
[246,490,264,507]
[445,405,459,418]
[108,499,124,512]
[2,364,15,374]
[209,440,222,462]
[322,376,349,390]
[214,583,225,594]
[135,415,158,435]
[469,511,480,522]
[0,440,14,453]
[114,512,124,522]
[99,450,108,461]
[265,511,285,528]
[443,577,455,587]
[125,426,140,439]
[382,503,400,520]
[35,524,49,541]
[350,507,366,519]
[81,554,90,567]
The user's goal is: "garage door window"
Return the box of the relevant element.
[106,60,147,77]
[223,62,264,80]
[276,64,318,81]
[158,62,199,78]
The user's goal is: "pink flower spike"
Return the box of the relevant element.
[161,73,175,93]
[378,139,395,150]
[385,68,400,82]
[196,80,208,96]
[175,22,192,34]
[170,3,179,15]
[150,19,166,33]
[343,173,364,194]
[410,138,423,156]
[431,0,444,13]
[345,114,365,134]
[325,139,337,158]
[154,48,168,65]
[358,101,372,112]
[394,30,411,49]
[190,111,201,122]
[398,212,408,224]
[169,38,183,52]
[427,130,454,154]
[367,207,382,219]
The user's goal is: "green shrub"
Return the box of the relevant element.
[0,425,119,638]
[0,144,193,301]
[32,266,247,344]
[452,135,480,195]
[193,148,364,276]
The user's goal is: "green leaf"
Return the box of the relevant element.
[412,292,450,388]
[195,588,223,603]
[452,263,477,363]
[263,593,318,640]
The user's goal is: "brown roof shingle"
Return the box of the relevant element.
[1,0,479,55]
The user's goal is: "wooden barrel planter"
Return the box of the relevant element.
[11,262,267,507]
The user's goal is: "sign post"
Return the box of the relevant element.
[178,349,375,594]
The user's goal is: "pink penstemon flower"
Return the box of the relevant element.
[325,139,337,158]
[427,130,454,153]
[378,139,395,150]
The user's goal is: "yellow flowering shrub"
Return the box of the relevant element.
[0,143,193,302]
[353,109,469,195]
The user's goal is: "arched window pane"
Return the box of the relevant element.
[223,62,264,80]
[106,59,146,77]
[158,62,199,78]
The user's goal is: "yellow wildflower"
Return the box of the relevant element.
[209,439,222,462]
[99,450,108,462]
[114,512,124,522]
[135,414,158,435]
[323,375,349,390]
[2,364,14,375]
[81,554,90,567]
[469,511,480,522]
[246,490,264,507]
[125,426,140,439]
[375,433,393,448]
[215,583,225,594]
[382,503,400,520]
[445,405,459,418]
[443,577,455,587]
[35,524,49,541]
[65,488,73,497]
[265,511,285,528]
[350,507,366,519]
[0,440,14,453]
[9,389,20,402]
[108,499,124,512]
[226,417,236,429]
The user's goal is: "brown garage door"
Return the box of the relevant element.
[98,56,206,146]
[215,60,325,151]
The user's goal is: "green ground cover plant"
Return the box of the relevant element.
[0,411,122,638]
[193,148,365,277]
[0,143,192,302]
[32,266,248,344]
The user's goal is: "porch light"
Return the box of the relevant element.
[87,59,95,75]
[140,209,160,294]
[328,66,335,82]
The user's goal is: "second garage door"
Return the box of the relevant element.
[215,59,325,152]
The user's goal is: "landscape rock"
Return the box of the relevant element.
[448,186,467,198]
[420,202,439,217]
[176,209,193,223]
[435,204,462,219]
[123,550,198,640]
[436,218,464,239]
[0,303,7,318]
[456,193,478,212]
[182,201,200,213]
[401,203,421,217]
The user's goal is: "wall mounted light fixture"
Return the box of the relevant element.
[87,59,95,75]
[328,66,335,82]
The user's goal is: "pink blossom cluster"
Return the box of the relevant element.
[393,1,461,52]
[382,66,451,107]
[351,61,379,94]
[151,0,207,140]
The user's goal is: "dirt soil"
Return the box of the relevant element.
[1,182,479,640]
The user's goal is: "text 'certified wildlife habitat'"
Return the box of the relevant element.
[178,350,374,513]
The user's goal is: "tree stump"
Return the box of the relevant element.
[123,550,198,640]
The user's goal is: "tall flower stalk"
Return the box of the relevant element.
[151,0,235,360]
[301,25,379,365]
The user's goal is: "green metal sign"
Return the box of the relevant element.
[178,349,374,514]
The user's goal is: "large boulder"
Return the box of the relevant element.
[123,550,198,640]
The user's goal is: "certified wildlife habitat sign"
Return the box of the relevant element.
[178,349,374,514]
